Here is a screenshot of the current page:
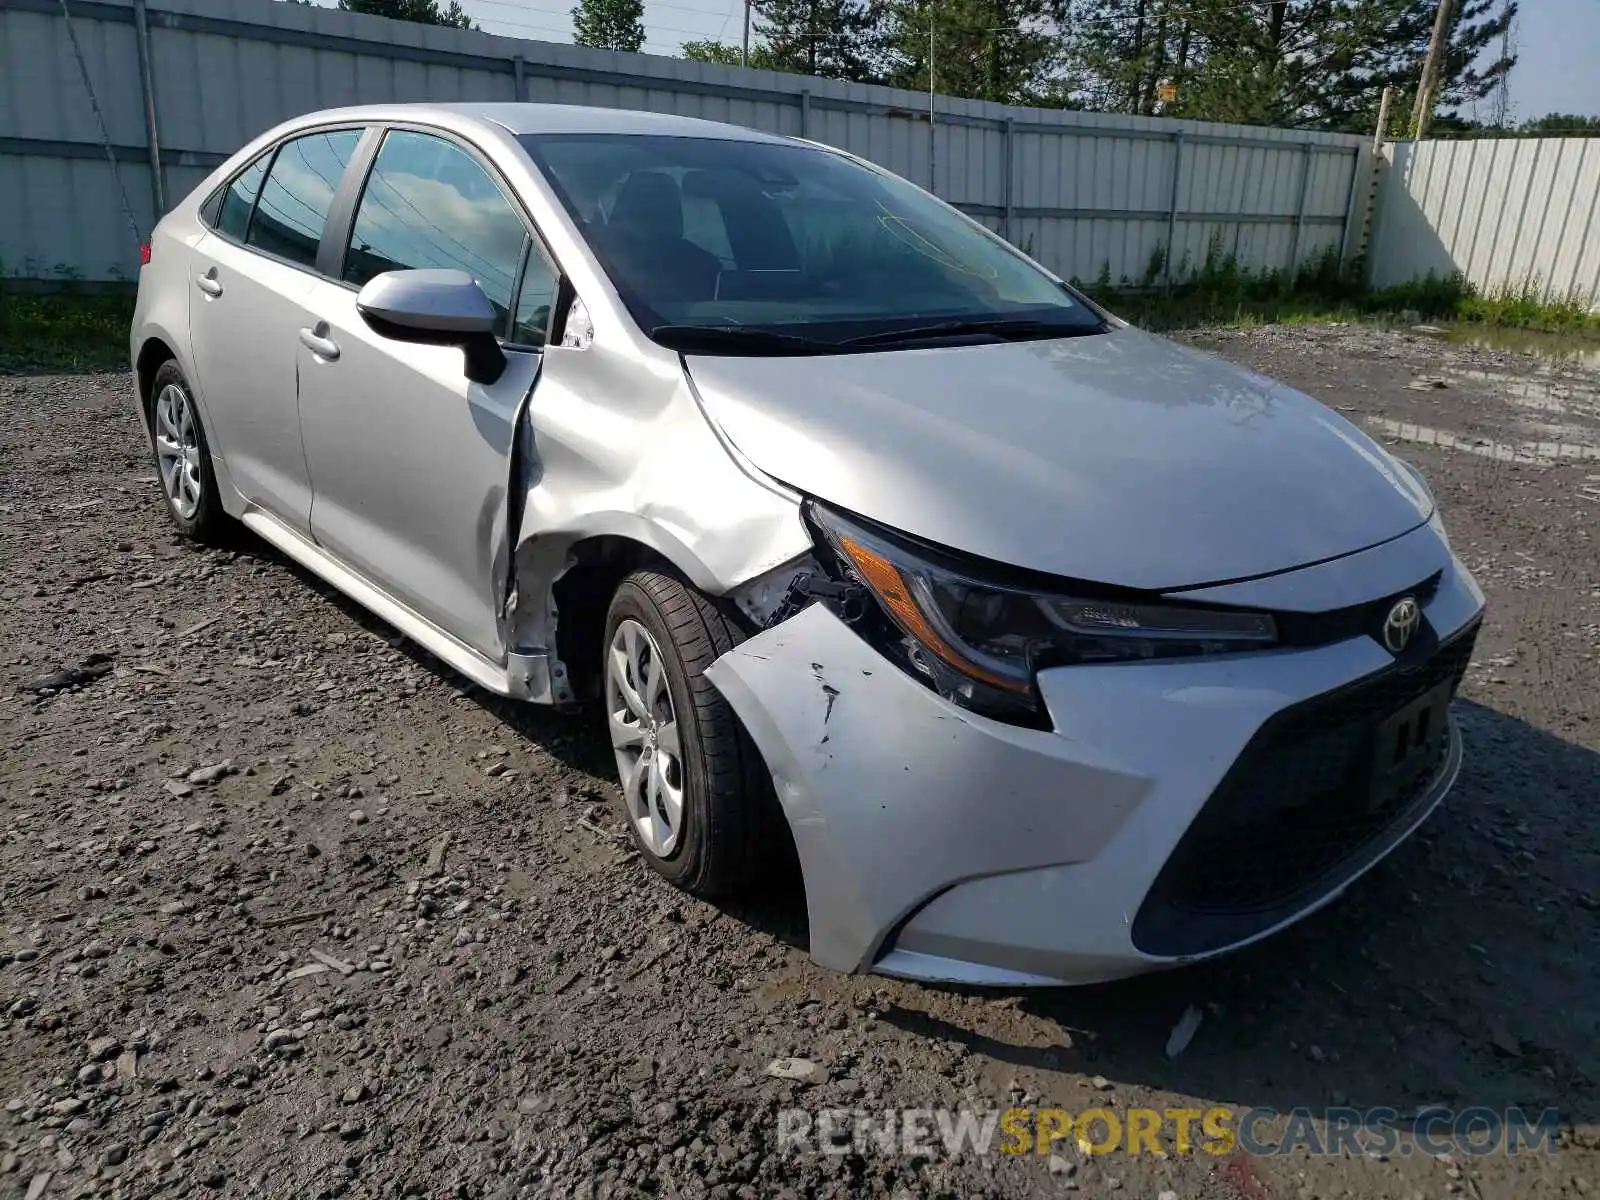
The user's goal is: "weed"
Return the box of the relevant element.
[0,289,135,375]
[1080,250,1600,338]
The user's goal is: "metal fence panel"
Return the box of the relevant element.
[1371,136,1600,308]
[1,0,1367,285]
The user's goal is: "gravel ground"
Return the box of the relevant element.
[1,324,1597,1200]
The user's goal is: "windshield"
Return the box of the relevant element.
[519,133,1106,353]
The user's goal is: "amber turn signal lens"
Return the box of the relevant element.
[836,533,1028,693]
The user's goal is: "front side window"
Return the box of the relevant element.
[246,129,362,268]
[343,129,526,327]
[521,133,1105,353]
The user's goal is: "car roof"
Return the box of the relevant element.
[298,102,791,143]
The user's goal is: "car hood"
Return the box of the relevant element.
[685,327,1433,591]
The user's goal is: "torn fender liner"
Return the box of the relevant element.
[705,605,1148,973]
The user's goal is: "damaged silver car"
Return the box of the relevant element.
[131,103,1485,986]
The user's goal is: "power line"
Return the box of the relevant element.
[480,13,721,41]
[477,18,572,38]
[651,0,743,16]
[472,0,732,16]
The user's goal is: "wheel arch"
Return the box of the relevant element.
[513,524,741,704]
[135,336,179,431]
[133,323,216,445]
[508,490,815,701]
[550,533,664,703]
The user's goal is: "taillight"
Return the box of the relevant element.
[140,244,152,266]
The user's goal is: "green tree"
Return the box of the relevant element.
[750,0,890,81]
[884,0,1070,105]
[572,0,645,52]
[337,0,475,29]
[1069,0,1199,115]
[1520,113,1600,135]
[680,39,782,69]
[1067,0,1516,131]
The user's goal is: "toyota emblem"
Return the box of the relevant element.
[1382,596,1421,654]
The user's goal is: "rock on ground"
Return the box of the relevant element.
[0,336,1596,1197]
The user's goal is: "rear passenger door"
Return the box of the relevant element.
[188,127,365,535]
[296,127,557,662]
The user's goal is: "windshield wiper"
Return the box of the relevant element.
[648,324,833,354]
[840,317,1102,349]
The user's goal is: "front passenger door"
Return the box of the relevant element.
[296,128,557,662]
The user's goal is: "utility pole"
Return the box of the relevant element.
[741,0,750,67]
[1492,2,1514,128]
[928,15,936,194]
[1411,0,1455,140]
[1373,84,1393,156]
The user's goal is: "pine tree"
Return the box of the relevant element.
[884,0,1070,105]
[572,0,646,53]
[750,0,889,81]
[1066,0,1516,131]
[337,0,475,29]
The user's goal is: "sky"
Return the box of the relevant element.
[448,0,1600,122]
[1502,0,1600,122]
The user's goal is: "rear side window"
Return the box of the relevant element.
[343,129,525,325]
[247,129,361,269]
[215,152,269,241]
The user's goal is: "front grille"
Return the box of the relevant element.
[1272,571,1441,647]
[1132,621,1479,958]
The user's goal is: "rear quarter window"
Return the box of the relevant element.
[199,187,224,227]
[214,153,270,241]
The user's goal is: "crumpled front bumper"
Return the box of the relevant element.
[705,519,1486,986]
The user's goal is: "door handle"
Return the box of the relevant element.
[195,268,223,297]
[298,325,340,361]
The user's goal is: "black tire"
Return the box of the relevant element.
[603,568,772,898]
[146,359,229,543]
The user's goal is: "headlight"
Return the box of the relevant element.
[808,503,1278,724]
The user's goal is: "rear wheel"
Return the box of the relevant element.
[147,360,227,543]
[603,568,770,897]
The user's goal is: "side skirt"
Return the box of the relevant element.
[239,507,548,701]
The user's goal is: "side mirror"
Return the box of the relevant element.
[355,268,506,384]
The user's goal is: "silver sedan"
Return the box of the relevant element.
[130,103,1484,986]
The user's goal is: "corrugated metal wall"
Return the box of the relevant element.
[0,0,1369,285]
[1370,137,1600,307]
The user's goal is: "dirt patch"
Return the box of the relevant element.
[1,330,1596,1199]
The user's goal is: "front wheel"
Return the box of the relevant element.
[603,568,770,897]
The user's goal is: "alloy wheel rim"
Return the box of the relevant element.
[606,618,684,858]
[153,383,202,520]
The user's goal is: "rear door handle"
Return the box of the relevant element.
[298,325,340,361]
[195,268,223,297]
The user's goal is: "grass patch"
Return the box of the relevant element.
[1453,289,1600,334]
[1076,243,1600,339]
[0,289,135,375]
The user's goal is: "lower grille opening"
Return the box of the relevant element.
[1131,622,1479,958]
